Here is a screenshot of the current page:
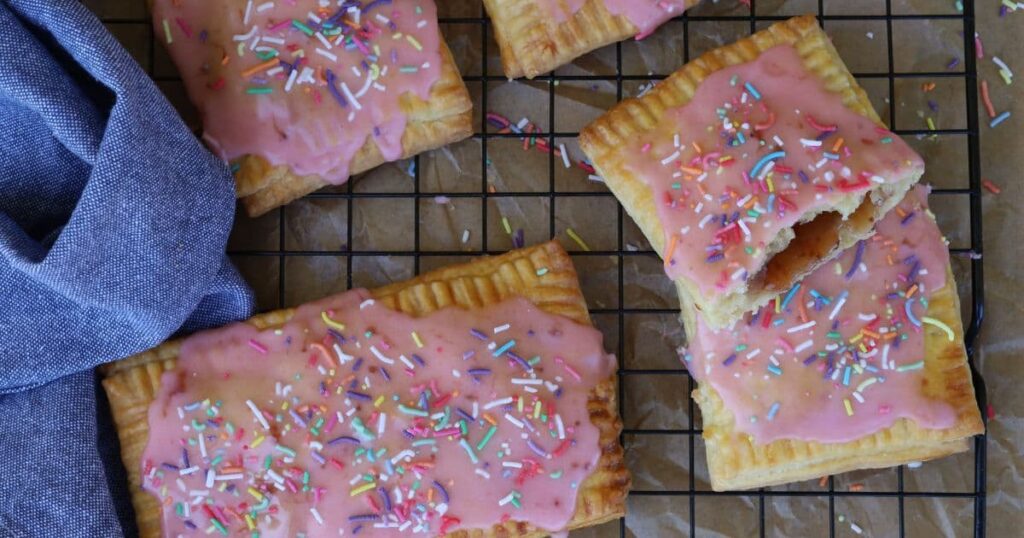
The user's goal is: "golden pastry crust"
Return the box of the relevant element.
[578,15,921,329]
[100,241,628,537]
[678,264,984,491]
[234,43,473,217]
[483,0,698,79]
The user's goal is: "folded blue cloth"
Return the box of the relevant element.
[0,0,255,535]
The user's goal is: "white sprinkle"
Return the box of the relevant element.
[502,461,523,468]
[215,473,244,481]
[698,214,714,229]
[179,466,200,476]
[484,397,513,410]
[800,138,823,147]
[787,320,817,333]
[334,343,353,364]
[461,229,470,243]
[315,48,337,62]
[475,469,491,479]
[745,348,761,359]
[400,355,416,369]
[560,144,571,168]
[245,400,270,430]
[852,391,865,403]
[504,413,525,428]
[882,344,891,370]
[341,82,361,110]
[907,461,923,469]
[555,414,565,439]
[232,26,258,42]
[307,11,322,23]
[256,2,274,12]
[493,323,511,334]
[311,508,325,525]
[773,135,785,147]
[737,219,751,238]
[261,36,285,45]
[829,296,847,320]
[660,150,681,166]
[198,434,207,458]
[858,313,877,322]
[284,68,298,92]
[243,0,253,24]
[511,378,543,385]
[794,339,814,354]
[370,346,395,364]
[588,174,604,183]
[673,133,680,147]
[498,492,518,506]
[266,66,284,77]
[850,522,863,535]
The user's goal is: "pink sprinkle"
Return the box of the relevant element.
[641,143,652,153]
[555,357,582,381]
[433,427,461,438]
[248,339,268,354]
[175,17,193,38]
[268,19,291,32]
[776,337,795,353]
[975,33,984,59]
[878,405,892,415]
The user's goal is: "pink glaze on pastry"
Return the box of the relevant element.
[620,45,923,298]
[141,289,615,536]
[542,0,689,38]
[683,187,957,444]
[151,0,443,183]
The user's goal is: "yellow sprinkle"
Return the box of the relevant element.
[350,482,377,496]
[501,216,512,235]
[236,42,245,57]
[843,398,854,416]
[245,514,256,530]
[926,117,936,131]
[999,69,1013,85]
[921,316,955,341]
[517,397,524,413]
[373,44,381,57]
[406,35,423,51]
[766,176,775,193]
[281,401,289,411]
[374,395,385,408]
[321,311,346,330]
[848,333,863,344]
[162,19,173,44]
[533,401,541,419]
[248,487,264,502]
[392,32,404,40]
[251,436,266,449]
[411,331,424,348]
[565,227,591,251]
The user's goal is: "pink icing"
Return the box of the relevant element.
[541,0,689,37]
[151,0,443,183]
[620,45,924,299]
[141,289,615,536]
[683,187,957,444]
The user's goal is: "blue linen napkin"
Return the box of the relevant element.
[0,0,255,535]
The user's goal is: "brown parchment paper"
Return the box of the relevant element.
[90,0,1022,535]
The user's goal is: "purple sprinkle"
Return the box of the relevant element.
[181,448,190,469]
[798,170,810,184]
[324,69,348,108]
[353,525,363,535]
[352,358,364,371]
[184,520,197,530]
[901,211,916,225]
[928,100,939,112]
[467,368,491,376]
[328,329,346,344]
[412,354,426,366]
[706,252,725,263]
[198,30,208,43]
[379,488,392,511]
[845,240,866,279]
[527,439,548,457]
[349,514,381,522]
[462,350,476,361]
[947,57,960,70]
[161,463,180,471]
[380,367,391,381]
[328,436,361,446]
[470,328,487,340]
[347,390,371,401]
[456,408,474,421]
[289,409,308,428]
[310,451,326,464]
[508,352,532,372]
[432,480,450,503]
[803,354,818,365]
[722,353,737,366]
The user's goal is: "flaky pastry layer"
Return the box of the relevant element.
[100,241,628,537]
[483,0,697,79]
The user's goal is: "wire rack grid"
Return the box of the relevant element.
[94,0,988,535]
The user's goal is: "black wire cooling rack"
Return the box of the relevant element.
[96,0,988,535]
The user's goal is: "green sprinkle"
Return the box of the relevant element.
[246,87,273,95]
[275,445,296,457]
[412,439,436,447]
[459,439,479,463]
[535,268,549,276]
[292,19,314,36]
[399,404,429,417]
[399,66,419,73]
[476,426,498,451]
[881,137,893,144]
[263,455,272,469]
[896,360,925,372]
[549,470,563,479]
